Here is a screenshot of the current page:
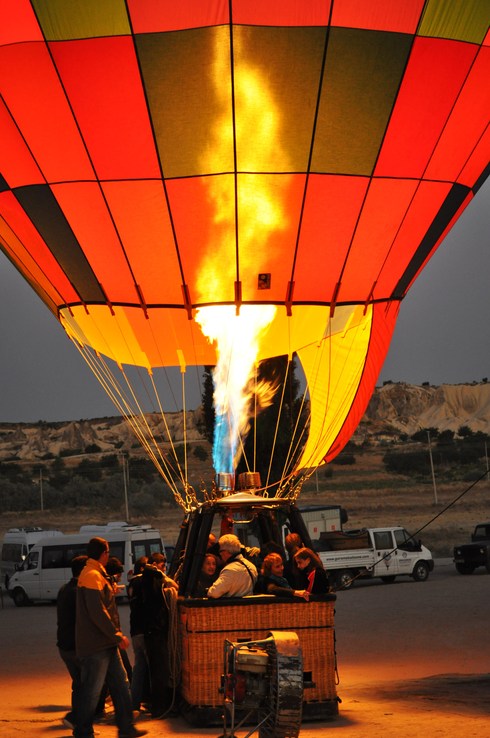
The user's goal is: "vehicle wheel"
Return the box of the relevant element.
[381,576,396,584]
[455,563,475,575]
[335,570,355,590]
[12,587,31,607]
[412,561,429,582]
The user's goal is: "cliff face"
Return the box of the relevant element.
[1,383,489,462]
[361,382,490,438]
[0,409,205,462]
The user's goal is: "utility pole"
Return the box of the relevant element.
[427,431,438,504]
[39,468,44,512]
[120,453,130,521]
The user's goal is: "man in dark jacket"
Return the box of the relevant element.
[57,555,88,730]
[141,552,178,718]
[75,537,147,738]
[127,556,149,712]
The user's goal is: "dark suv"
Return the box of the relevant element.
[453,523,490,575]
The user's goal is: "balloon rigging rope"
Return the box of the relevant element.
[67,307,189,501]
[264,358,290,489]
[147,371,187,485]
[181,370,188,483]
[68,313,367,505]
[165,586,182,707]
[69,337,188,507]
[282,360,317,482]
[253,365,257,472]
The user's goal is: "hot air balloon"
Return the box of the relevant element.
[0,1,489,511]
[1,2,489,730]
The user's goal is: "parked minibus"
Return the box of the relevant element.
[6,522,165,606]
[1,527,63,586]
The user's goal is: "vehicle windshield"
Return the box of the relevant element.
[394,529,420,551]
[21,551,39,571]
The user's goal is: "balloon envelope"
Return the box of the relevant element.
[0,1,489,471]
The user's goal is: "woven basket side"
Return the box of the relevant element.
[179,600,337,708]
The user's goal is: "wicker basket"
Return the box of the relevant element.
[179,595,337,709]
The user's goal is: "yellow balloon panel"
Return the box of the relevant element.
[60,305,217,368]
[297,305,373,469]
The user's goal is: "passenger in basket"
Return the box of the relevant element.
[207,533,220,557]
[195,553,219,597]
[284,532,306,589]
[255,553,309,600]
[294,547,332,594]
[207,534,258,598]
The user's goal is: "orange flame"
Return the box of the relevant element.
[196,31,291,473]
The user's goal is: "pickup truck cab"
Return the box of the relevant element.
[317,526,434,589]
[453,523,490,575]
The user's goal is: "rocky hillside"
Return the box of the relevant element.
[358,382,490,440]
[1,383,489,462]
[0,409,206,462]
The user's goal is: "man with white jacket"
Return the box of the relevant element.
[207,534,258,598]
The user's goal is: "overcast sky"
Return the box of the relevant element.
[0,178,489,423]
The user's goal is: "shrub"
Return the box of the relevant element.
[193,445,208,462]
[332,453,356,465]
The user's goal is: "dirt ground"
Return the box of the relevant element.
[0,559,489,738]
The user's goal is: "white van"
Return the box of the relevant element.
[6,522,165,606]
[1,527,63,585]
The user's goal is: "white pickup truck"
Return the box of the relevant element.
[317,526,434,589]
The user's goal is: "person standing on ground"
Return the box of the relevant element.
[106,556,133,684]
[127,556,150,713]
[56,554,88,731]
[75,536,147,738]
[141,552,178,718]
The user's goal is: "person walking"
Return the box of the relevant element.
[75,536,147,738]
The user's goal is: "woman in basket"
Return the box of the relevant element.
[255,552,309,600]
[293,547,332,594]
